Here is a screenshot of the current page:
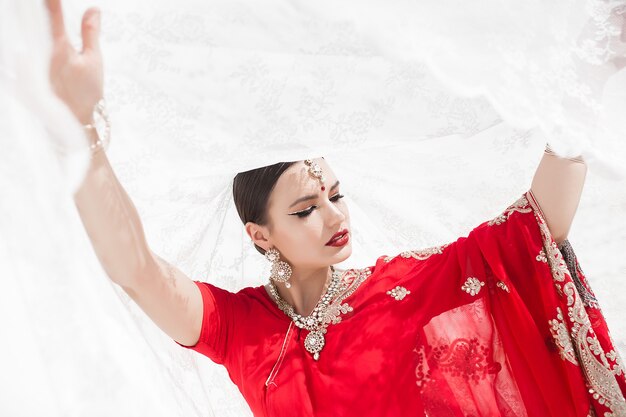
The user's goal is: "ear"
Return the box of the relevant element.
[245,222,270,251]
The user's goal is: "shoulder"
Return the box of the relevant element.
[194,281,277,315]
[336,242,458,291]
[336,265,375,295]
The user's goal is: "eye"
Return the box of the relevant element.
[290,193,345,218]
[294,206,316,218]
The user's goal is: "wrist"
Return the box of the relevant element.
[82,99,111,157]
[77,112,95,125]
[73,95,104,125]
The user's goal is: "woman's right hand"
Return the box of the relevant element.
[45,0,104,125]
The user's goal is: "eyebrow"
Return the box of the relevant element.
[289,180,340,208]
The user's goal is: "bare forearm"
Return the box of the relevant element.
[73,134,153,287]
[72,138,203,344]
[49,0,203,346]
[530,147,587,244]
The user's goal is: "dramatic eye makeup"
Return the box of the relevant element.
[288,187,345,219]
[288,180,340,209]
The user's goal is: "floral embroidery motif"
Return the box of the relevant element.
[548,307,578,365]
[415,337,502,391]
[319,267,372,326]
[384,243,450,263]
[542,240,569,283]
[527,189,626,415]
[536,248,548,263]
[487,194,533,226]
[496,281,510,293]
[386,286,411,300]
[607,350,625,377]
[562,282,626,413]
[461,277,485,296]
[325,303,353,325]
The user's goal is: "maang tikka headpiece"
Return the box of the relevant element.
[304,159,326,191]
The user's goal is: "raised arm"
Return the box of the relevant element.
[74,149,203,346]
[46,0,202,346]
[529,145,587,244]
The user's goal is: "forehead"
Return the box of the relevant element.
[271,158,337,204]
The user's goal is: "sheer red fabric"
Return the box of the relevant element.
[178,191,626,416]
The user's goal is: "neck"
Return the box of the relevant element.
[272,266,332,316]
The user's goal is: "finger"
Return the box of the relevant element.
[45,0,67,40]
[81,8,101,53]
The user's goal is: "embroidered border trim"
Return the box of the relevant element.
[383,243,451,263]
[319,267,372,326]
[488,194,533,226]
[526,190,626,414]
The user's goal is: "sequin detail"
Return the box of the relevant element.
[488,195,533,226]
[384,243,451,263]
[461,277,485,296]
[527,190,626,415]
[496,281,510,293]
[536,248,548,263]
[548,307,578,365]
[387,286,411,300]
[322,267,372,326]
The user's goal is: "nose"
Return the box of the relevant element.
[324,198,346,228]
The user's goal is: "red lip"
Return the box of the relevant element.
[326,229,349,246]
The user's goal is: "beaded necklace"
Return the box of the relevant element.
[267,267,342,360]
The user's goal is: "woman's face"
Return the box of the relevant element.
[248,158,352,270]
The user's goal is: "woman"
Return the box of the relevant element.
[46,0,626,415]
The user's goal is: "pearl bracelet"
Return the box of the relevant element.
[83,99,111,156]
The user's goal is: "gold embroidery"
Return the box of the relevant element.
[488,194,533,226]
[325,303,353,325]
[319,267,372,326]
[461,277,485,296]
[563,282,626,413]
[536,248,548,263]
[496,281,510,293]
[548,307,578,365]
[542,239,569,283]
[527,189,626,415]
[384,243,451,263]
[387,286,411,300]
[607,350,625,377]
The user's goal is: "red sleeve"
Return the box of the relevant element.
[397,191,625,416]
[175,281,238,365]
[381,190,555,318]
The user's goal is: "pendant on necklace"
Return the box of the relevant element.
[304,329,326,361]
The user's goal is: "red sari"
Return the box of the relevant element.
[178,191,626,416]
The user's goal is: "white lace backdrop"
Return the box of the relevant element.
[1,0,625,416]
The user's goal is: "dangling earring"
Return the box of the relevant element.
[265,247,293,288]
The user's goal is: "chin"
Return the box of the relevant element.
[334,245,353,263]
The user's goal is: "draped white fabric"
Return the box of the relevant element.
[1,0,625,416]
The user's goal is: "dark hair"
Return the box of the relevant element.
[233,161,298,255]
